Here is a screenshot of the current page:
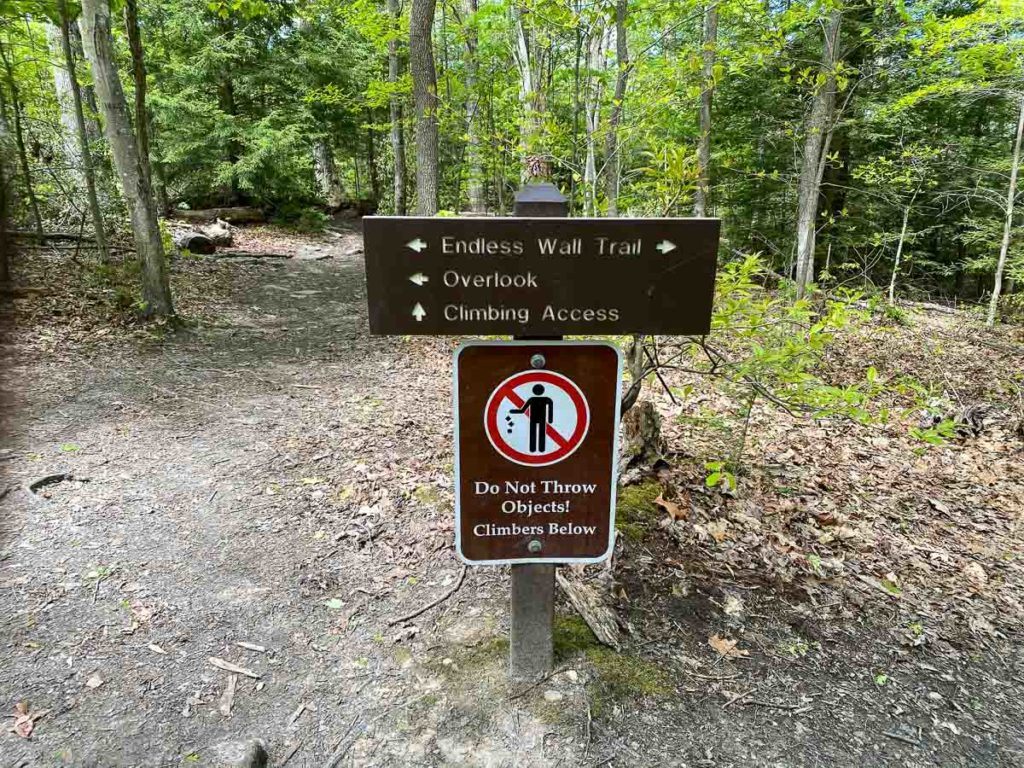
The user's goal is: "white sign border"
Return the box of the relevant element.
[453,339,624,566]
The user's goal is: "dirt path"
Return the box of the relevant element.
[1,236,1023,767]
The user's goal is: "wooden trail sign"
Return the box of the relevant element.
[454,341,622,564]
[362,216,720,336]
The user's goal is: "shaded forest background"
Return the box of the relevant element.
[0,0,1021,318]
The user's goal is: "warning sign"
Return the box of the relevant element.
[455,342,622,564]
[484,370,590,467]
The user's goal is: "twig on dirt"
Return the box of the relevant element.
[883,729,921,747]
[682,670,743,681]
[388,565,467,626]
[745,699,806,711]
[218,674,237,717]
[279,742,301,767]
[236,641,267,653]
[322,715,362,768]
[287,701,312,727]
[208,656,261,679]
[722,687,757,709]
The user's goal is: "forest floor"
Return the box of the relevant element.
[1,223,1024,768]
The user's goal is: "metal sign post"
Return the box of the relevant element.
[362,182,721,683]
[511,182,566,682]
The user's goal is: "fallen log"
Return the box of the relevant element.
[173,206,265,224]
[556,570,623,651]
[173,230,215,255]
[201,219,234,246]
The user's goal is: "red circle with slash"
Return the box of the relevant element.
[484,370,590,466]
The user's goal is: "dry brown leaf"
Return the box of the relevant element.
[654,494,686,521]
[709,634,749,658]
[11,701,48,739]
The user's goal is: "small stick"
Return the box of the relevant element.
[236,641,267,653]
[208,656,261,679]
[883,730,921,747]
[388,565,468,626]
[722,687,757,709]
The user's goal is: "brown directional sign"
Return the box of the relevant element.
[455,341,622,564]
[363,216,720,336]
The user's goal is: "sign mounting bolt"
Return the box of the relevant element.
[530,354,546,369]
[528,540,543,554]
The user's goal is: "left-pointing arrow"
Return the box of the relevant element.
[412,303,427,321]
[409,273,429,286]
[407,238,428,253]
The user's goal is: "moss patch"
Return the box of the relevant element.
[615,482,662,541]
[553,614,671,717]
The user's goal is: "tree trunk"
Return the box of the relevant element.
[410,0,439,215]
[80,0,174,317]
[0,44,44,240]
[313,139,344,208]
[582,24,606,216]
[387,0,406,215]
[462,0,485,212]
[46,23,83,176]
[794,7,842,298]
[365,109,380,205]
[57,8,110,261]
[512,2,548,180]
[604,0,628,217]
[123,0,152,192]
[987,95,1024,327]
[693,2,717,217]
[888,200,913,305]
[0,112,10,287]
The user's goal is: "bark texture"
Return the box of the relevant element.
[794,8,842,297]
[57,8,109,261]
[693,2,718,217]
[604,0,628,216]
[313,140,344,209]
[462,0,485,212]
[80,0,174,317]
[410,0,439,215]
[387,0,406,215]
[987,96,1024,327]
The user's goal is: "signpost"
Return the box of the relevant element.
[363,182,721,681]
[363,216,720,336]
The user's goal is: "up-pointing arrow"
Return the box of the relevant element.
[406,238,428,253]
[412,303,427,321]
[409,273,429,286]
[656,240,677,254]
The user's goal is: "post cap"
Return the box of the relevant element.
[513,183,569,217]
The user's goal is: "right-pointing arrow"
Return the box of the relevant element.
[406,238,428,253]
[412,303,426,321]
[656,240,677,254]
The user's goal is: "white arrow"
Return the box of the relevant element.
[406,238,428,253]
[656,240,677,254]
[409,273,429,286]
[412,303,427,321]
